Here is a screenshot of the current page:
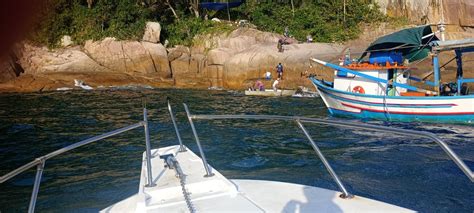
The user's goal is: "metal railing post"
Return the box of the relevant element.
[296,120,353,199]
[0,118,152,211]
[143,108,156,187]
[167,98,186,152]
[183,104,214,177]
[28,159,45,213]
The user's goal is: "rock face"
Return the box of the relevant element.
[445,0,474,27]
[375,0,474,27]
[0,32,173,91]
[172,27,343,90]
[19,43,110,74]
[142,22,161,43]
[2,2,474,93]
[0,26,344,92]
[223,42,342,89]
[83,37,171,77]
[14,37,171,79]
[0,56,18,83]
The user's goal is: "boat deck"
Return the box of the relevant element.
[101,145,414,212]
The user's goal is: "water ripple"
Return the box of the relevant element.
[0,89,472,212]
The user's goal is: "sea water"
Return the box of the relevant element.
[0,88,473,212]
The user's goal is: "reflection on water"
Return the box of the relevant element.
[0,88,473,212]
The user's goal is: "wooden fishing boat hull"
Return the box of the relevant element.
[311,78,474,123]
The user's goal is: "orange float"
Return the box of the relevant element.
[343,62,410,70]
[352,86,365,94]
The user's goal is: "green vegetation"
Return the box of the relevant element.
[236,1,386,42]
[31,0,387,47]
[32,0,151,46]
[164,17,236,46]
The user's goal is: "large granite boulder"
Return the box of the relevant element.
[445,0,474,27]
[14,36,171,79]
[60,35,73,47]
[169,46,210,88]
[207,48,234,65]
[376,0,474,27]
[142,22,161,43]
[84,37,171,78]
[17,43,110,74]
[223,42,343,89]
[141,42,171,75]
[170,27,344,89]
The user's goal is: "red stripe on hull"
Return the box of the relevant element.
[335,95,458,107]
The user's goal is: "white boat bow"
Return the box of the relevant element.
[101,145,414,213]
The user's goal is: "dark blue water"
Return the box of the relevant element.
[0,88,473,212]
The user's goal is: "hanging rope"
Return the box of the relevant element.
[406,34,436,62]
[382,82,392,122]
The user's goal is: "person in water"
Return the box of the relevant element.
[276,63,283,80]
[272,78,280,91]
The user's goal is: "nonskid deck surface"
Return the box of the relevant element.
[101,145,414,212]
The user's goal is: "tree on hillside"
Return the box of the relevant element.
[29,0,386,47]
[165,0,180,21]
[87,0,93,8]
[189,0,200,18]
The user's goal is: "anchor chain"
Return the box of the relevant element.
[165,156,196,213]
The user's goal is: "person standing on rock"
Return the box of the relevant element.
[276,63,283,80]
[277,39,283,52]
[272,78,280,92]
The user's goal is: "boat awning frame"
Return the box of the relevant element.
[359,25,439,62]
[431,38,474,53]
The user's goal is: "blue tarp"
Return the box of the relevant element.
[200,1,244,11]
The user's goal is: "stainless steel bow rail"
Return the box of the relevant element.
[2,103,472,211]
[179,103,474,199]
[0,108,156,213]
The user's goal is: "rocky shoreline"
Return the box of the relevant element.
[0,22,473,93]
[0,23,345,93]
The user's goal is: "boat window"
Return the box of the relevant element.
[388,69,394,81]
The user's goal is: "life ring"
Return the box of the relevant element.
[352,86,365,94]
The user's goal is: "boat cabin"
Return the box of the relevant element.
[334,52,409,96]
[333,38,474,97]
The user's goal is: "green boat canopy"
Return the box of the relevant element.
[360,25,439,62]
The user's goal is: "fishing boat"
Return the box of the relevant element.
[310,25,474,123]
[1,100,473,212]
[245,89,296,97]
